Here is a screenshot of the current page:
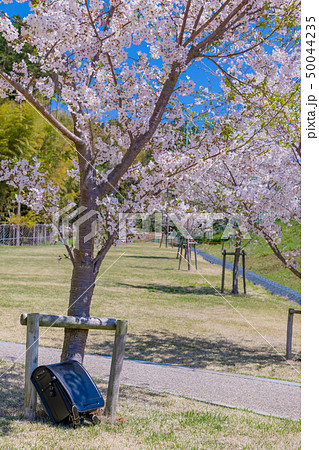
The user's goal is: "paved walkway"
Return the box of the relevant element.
[0,341,300,421]
[196,249,301,305]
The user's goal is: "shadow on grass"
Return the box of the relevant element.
[92,331,298,370]
[118,282,221,296]
[0,362,25,435]
[119,385,167,404]
[124,255,173,260]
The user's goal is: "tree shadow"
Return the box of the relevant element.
[119,385,167,405]
[92,331,294,371]
[118,282,222,296]
[124,255,172,260]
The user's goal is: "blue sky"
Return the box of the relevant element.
[0,1,221,93]
[1,1,30,17]
[0,1,223,123]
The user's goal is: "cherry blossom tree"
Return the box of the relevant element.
[176,75,301,291]
[0,0,300,361]
[186,137,300,279]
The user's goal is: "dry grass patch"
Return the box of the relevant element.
[0,243,300,382]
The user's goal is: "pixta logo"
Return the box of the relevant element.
[52,202,98,250]
[118,211,251,242]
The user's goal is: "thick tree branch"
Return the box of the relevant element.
[98,61,182,197]
[0,70,84,146]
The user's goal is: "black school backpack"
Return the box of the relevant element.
[31,360,104,427]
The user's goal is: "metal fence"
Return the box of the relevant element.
[0,224,53,246]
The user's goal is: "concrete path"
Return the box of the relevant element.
[0,341,300,421]
[196,249,301,305]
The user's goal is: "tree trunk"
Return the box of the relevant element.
[232,237,242,295]
[61,257,96,362]
[61,138,99,363]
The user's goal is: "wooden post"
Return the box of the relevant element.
[16,200,21,246]
[286,309,294,360]
[105,319,128,423]
[231,238,241,295]
[194,244,198,270]
[178,240,184,270]
[176,237,181,259]
[242,251,246,294]
[187,238,191,271]
[24,313,40,421]
[221,250,226,293]
[286,309,301,359]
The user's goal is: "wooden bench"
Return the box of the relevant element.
[20,313,128,423]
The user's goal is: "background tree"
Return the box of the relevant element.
[0,99,78,222]
[168,32,300,291]
[0,14,77,221]
[177,89,301,286]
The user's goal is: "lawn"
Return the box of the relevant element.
[0,360,301,449]
[0,242,300,382]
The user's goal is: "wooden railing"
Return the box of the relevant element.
[20,313,128,423]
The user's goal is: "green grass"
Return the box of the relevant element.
[0,242,300,382]
[198,222,301,292]
[0,360,301,449]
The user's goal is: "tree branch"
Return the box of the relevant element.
[192,5,204,35]
[47,215,75,265]
[0,70,84,146]
[223,161,238,186]
[93,230,118,274]
[253,222,301,278]
[208,19,286,60]
[85,0,102,43]
[178,0,192,45]
[27,39,63,90]
[195,0,249,53]
[98,61,182,198]
[183,0,233,47]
